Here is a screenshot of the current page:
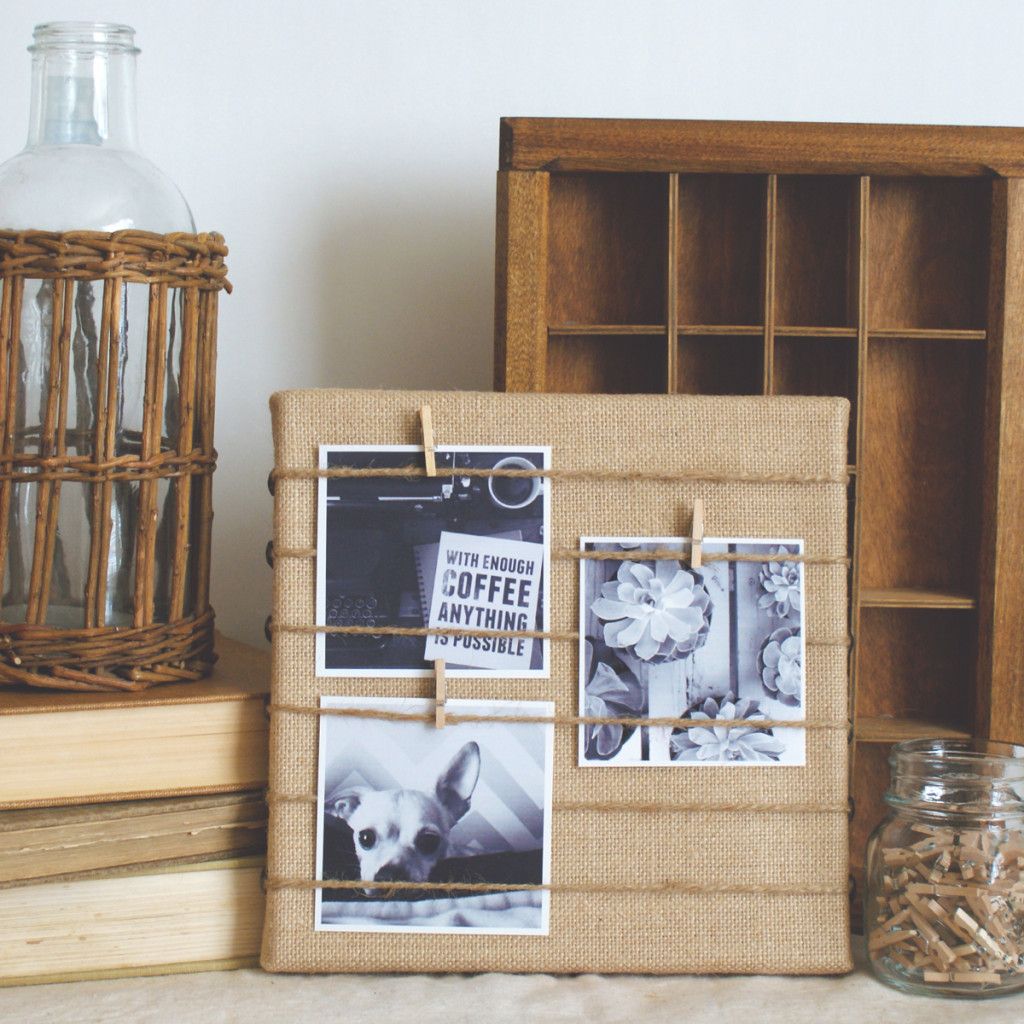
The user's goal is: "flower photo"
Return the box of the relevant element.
[578,538,806,767]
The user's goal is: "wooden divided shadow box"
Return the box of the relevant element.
[493,117,1024,910]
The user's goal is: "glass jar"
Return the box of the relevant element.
[865,738,1024,998]
[0,22,196,629]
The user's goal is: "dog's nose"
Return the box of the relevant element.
[374,863,411,883]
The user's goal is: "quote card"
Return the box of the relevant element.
[424,531,544,672]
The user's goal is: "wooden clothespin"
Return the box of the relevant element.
[420,405,436,477]
[690,498,704,570]
[433,659,447,728]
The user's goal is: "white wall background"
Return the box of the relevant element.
[0,1,1020,645]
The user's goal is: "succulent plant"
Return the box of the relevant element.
[758,625,802,706]
[670,696,787,763]
[591,558,712,663]
[582,640,644,759]
[758,548,802,619]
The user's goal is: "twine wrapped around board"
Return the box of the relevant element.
[263,389,853,976]
[0,230,230,692]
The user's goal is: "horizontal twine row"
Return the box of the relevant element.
[271,545,849,567]
[266,792,850,814]
[272,465,848,485]
[268,703,844,732]
[270,622,851,647]
[266,877,848,897]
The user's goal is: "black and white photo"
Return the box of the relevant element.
[579,537,806,767]
[316,445,550,677]
[315,697,553,934]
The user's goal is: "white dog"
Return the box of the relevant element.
[325,741,481,893]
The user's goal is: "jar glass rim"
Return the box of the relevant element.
[29,22,138,55]
[890,737,1024,779]
[886,737,1024,819]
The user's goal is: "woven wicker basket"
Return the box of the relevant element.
[0,230,230,692]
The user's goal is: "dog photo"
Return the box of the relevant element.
[579,537,806,767]
[316,445,550,678]
[315,696,554,934]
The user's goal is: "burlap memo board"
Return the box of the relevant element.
[262,389,852,975]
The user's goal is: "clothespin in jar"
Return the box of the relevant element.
[690,498,704,570]
[420,405,436,477]
[434,659,447,728]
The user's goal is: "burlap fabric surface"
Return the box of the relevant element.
[262,390,851,975]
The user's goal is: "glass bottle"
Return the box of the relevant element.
[0,22,196,628]
[865,738,1024,999]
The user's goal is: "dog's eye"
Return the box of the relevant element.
[357,828,377,849]
[415,830,441,855]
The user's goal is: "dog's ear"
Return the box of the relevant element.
[324,786,366,821]
[435,741,481,823]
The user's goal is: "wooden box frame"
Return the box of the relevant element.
[493,117,1024,897]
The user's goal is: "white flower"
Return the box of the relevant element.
[671,697,788,763]
[591,559,712,663]
[758,549,801,618]
[758,626,802,706]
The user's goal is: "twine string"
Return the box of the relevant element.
[266,455,850,904]
[266,792,849,814]
[268,702,845,732]
[265,876,847,897]
[272,465,848,485]
[271,621,850,647]
[270,545,849,566]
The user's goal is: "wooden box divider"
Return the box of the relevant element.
[494,118,1024,912]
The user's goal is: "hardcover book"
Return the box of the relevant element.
[0,634,269,809]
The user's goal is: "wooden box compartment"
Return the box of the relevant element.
[773,334,858,462]
[868,178,989,330]
[677,174,765,326]
[547,173,667,327]
[495,119,1024,920]
[547,333,667,394]
[775,175,858,328]
[677,332,763,395]
[859,337,985,596]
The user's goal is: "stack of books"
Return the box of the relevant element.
[0,634,269,986]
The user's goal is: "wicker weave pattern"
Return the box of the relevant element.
[0,230,229,692]
[0,230,231,289]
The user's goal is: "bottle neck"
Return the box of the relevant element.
[26,23,139,150]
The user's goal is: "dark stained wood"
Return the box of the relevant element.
[546,173,667,326]
[773,336,858,462]
[494,171,549,391]
[501,118,1024,177]
[857,608,976,724]
[677,174,764,325]
[666,174,679,392]
[859,337,984,592]
[848,742,892,913]
[975,178,1024,744]
[494,118,1024,914]
[546,334,667,394]
[676,335,762,395]
[868,178,990,330]
[775,176,857,328]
